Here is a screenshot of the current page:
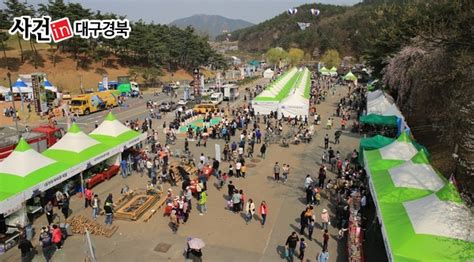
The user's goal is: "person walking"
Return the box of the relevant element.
[198,190,207,215]
[321,209,330,231]
[39,227,54,262]
[322,229,329,251]
[285,232,299,261]
[260,143,267,158]
[227,181,235,199]
[231,190,241,213]
[51,225,62,250]
[18,235,35,262]
[317,249,329,262]
[318,166,326,189]
[273,162,281,181]
[120,158,128,178]
[282,164,289,184]
[298,238,307,261]
[324,134,329,149]
[92,195,100,220]
[245,199,256,224]
[170,210,179,233]
[44,201,54,225]
[61,194,70,221]
[104,194,114,225]
[84,187,93,208]
[241,164,247,178]
[259,201,267,227]
[308,217,315,240]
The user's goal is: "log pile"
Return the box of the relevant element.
[114,193,160,221]
[69,215,118,238]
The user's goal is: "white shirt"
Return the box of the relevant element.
[304,177,314,188]
[236,162,242,170]
[238,147,244,155]
[199,155,206,163]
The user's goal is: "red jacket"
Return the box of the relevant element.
[259,204,267,215]
[52,228,62,244]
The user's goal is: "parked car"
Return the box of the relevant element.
[160,101,177,112]
[177,99,189,107]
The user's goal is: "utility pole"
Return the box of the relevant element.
[7,72,21,139]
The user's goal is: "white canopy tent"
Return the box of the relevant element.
[279,68,310,118]
[263,68,274,79]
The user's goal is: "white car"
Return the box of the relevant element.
[177,99,188,107]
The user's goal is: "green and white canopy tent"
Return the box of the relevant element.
[90,112,146,148]
[279,67,311,118]
[0,139,70,214]
[319,66,330,76]
[343,71,357,82]
[363,132,474,261]
[253,67,300,115]
[329,66,338,77]
[0,114,146,215]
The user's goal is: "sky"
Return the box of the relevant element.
[1,0,360,24]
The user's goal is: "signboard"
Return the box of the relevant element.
[215,144,221,162]
[102,75,108,90]
[31,74,47,113]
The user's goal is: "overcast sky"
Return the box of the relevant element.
[1,0,360,24]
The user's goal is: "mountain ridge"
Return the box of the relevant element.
[169,14,254,39]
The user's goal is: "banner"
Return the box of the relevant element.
[215,144,221,162]
[103,75,109,90]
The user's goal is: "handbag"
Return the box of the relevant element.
[284,248,289,258]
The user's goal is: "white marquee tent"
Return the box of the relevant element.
[279,68,310,118]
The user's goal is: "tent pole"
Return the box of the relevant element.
[80,172,85,199]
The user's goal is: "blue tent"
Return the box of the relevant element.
[44,79,53,87]
[13,79,28,88]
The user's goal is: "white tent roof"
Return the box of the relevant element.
[404,194,474,242]
[91,115,131,137]
[0,141,56,177]
[389,161,445,191]
[49,130,100,153]
[379,141,418,161]
[11,86,33,93]
[0,86,9,94]
[367,90,383,101]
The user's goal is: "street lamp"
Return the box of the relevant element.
[7,72,21,139]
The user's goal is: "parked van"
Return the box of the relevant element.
[69,91,118,115]
[210,92,223,105]
[222,84,239,101]
[193,103,219,114]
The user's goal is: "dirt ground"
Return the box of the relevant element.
[2,83,365,262]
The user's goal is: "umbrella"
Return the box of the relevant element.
[188,238,205,249]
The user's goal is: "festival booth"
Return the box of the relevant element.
[319,66,330,76]
[43,79,58,93]
[11,79,33,100]
[329,66,338,77]
[278,67,310,118]
[0,113,145,215]
[366,90,407,134]
[252,67,299,115]
[343,71,358,82]
[263,68,274,79]
[362,132,474,261]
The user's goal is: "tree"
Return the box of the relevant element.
[320,49,341,68]
[265,47,288,68]
[4,0,35,63]
[288,48,305,65]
